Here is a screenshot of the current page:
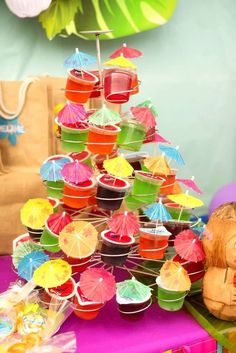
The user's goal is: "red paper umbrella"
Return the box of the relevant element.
[47,212,72,235]
[61,161,93,184]
[80,268,116,302]
[57,103,87,126]
[176,177,203,195]
[108,211,139,237]
[109,43,143,59]
[130,106,156,129]
[174,230,205,263]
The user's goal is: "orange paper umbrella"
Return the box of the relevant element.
[160,260,191,291]
[59,221,98,258]
[144,156,171,176]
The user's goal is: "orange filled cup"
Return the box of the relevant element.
[65,69,98,103]
[139,226,171,260]
[87,125,120,155]
[160,169,177,195]
[73,284,104,320]
[63,178,96,209]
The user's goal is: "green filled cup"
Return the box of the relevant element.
[117,121,146,151]
[165,202,191,221]
[125,194,145,210]
[61,125,88,152]
[156,277,186,311]
[131,171,164,204]
[46,180,64,199]
[40,225,60,253]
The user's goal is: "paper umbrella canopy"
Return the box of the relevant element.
[20,198,53,229]
[167,193,204,209]
[18,251,50,281]
[117,278,151,302]
[12,240,42,268]
[61,161,93,184]
[144,156,171,176]
[40,157,71,182]
[103,156,134,177]
[64,48,97,68]
[159,144,185,166]
[130,106,156,129]
[107,211,139,237]
[80,268,116,302]
[88,106,121,126]
[46,212,72,235]
[104,56,136,70]
[57,103,87,126]
[109,43,143,59]
[144,200,171,222]
[160,260,191,291]
[33,259,72,288]
[174,229,205,263]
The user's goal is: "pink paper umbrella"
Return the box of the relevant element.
[80,268,116,302]
[130,106,156,129]
[154,133,171,144]
[107,211,139,237]
[61,161,93,184]
[58,103,87,127]
[176,177,203,195]
[109,43,143,59]
[174,229,206,263]
[47,212,72,235]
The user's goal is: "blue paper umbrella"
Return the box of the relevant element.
[18,251,49,281]
[40,158,70,182]
[144,201,171,222]
[64,48,97,69]
[159,144,185,166]
[0,117,24,145]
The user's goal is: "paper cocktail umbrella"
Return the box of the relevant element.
[130,106,156,129]
[104,56,137,70]
[117,277,151,301]
[59,221,98,259]
[103,156,134,177]
[109,43,143,59]
[46,212,72,235]
[174,230,205,262]
[18,251,49,281]
[20,199,53,229]
[40,158,70,182]
[33,259,72,288]
[12,240,42,268]
[144,156,171,176]
[176,177,203,195]
[144,199,172,222]
[80,268,116,302]
[88,106,121,126]
[167,193,204,209]
[107,211,139,237]
[154,133,171,144]
[137,99,158,117]
[57,103,87,126]
[160,260,191,291]
[159,144,185,166]
[64,48,97,69]
[61,161,93,184]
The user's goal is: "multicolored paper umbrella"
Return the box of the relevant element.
[130,106,156,129]
[104,55,136,70]
[109,43,143,59]
[18,251,49,281]
[33,259,72,288]
[107,211,139,237]
[137,99,158,117]
[12,240,42,268]
[103,156,134,177]
[46,212,72,235]
[40,158,71,182]
[117,277,151,301]
[159,144,185,166]
[57,103,87,126]
[20,199,53,229]
[167,193,204,209]
[160,260,191,291]
[144,199,172,222]
[59,221,98,258]
[64,48,97,69]
[174,230,205,263]
[88,106,121,126]
[176,177,203,195]
[144,156,171,176]
[61,161,93,184]
[80,268,116,302]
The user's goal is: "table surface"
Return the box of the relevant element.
[0,256,210,353]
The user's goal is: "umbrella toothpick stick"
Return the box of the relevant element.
[116,266,158,278]
[126,259,159,275]
[76,48,84,79]
[88,260,103,268]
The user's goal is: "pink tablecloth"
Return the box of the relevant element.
[0,256,212,353]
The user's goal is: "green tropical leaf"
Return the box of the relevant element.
[39,0,80,40]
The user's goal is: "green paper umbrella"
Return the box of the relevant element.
[88,106,121,126]
[12,240,42,268]
[117,277,151,301]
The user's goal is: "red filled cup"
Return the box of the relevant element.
[173,254,205,283]
[63,255,92,274]
[63,178,97,209]
[65,69,98,103]
[104,69,132,104]
[73,284,104,320]
[89,70,101,98]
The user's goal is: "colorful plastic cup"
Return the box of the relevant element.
[46,180,64,199]
[131,171,164,204]
[27,227,44,242]
[104,69,133,104]
[89,70,101,98]
[101,230,135,266]
[139,227,171,260]
[130,71,139,96]
[156,277,187,311]
[172,254,205,283]
[65,69,98,103]
[45,278,76,301]
[165,202,191,222]
[159,170,177,195]
[68,150,92,167]
[40,221,60,253]
[60,123,88,152]
[116,294,151,321]
[87,124,120,155]
[48,197,60,213]
[164,220,191,247]
[125,152,149,172]
[125,194,145,210]
[96,174,130,211]
[93,149,119,173]
[63,178,96,209]
[117,121,146,151]
[63,255,92,274]
[73,285,104,320]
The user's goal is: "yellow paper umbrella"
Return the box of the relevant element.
[103,156,134,177]
[167,193,204,208]
[59,221,98,259]
[20,198,53,229]
[144,156,171,176]
[160,260,191,291]
[104,56,137,70]
[33,259,71,288]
